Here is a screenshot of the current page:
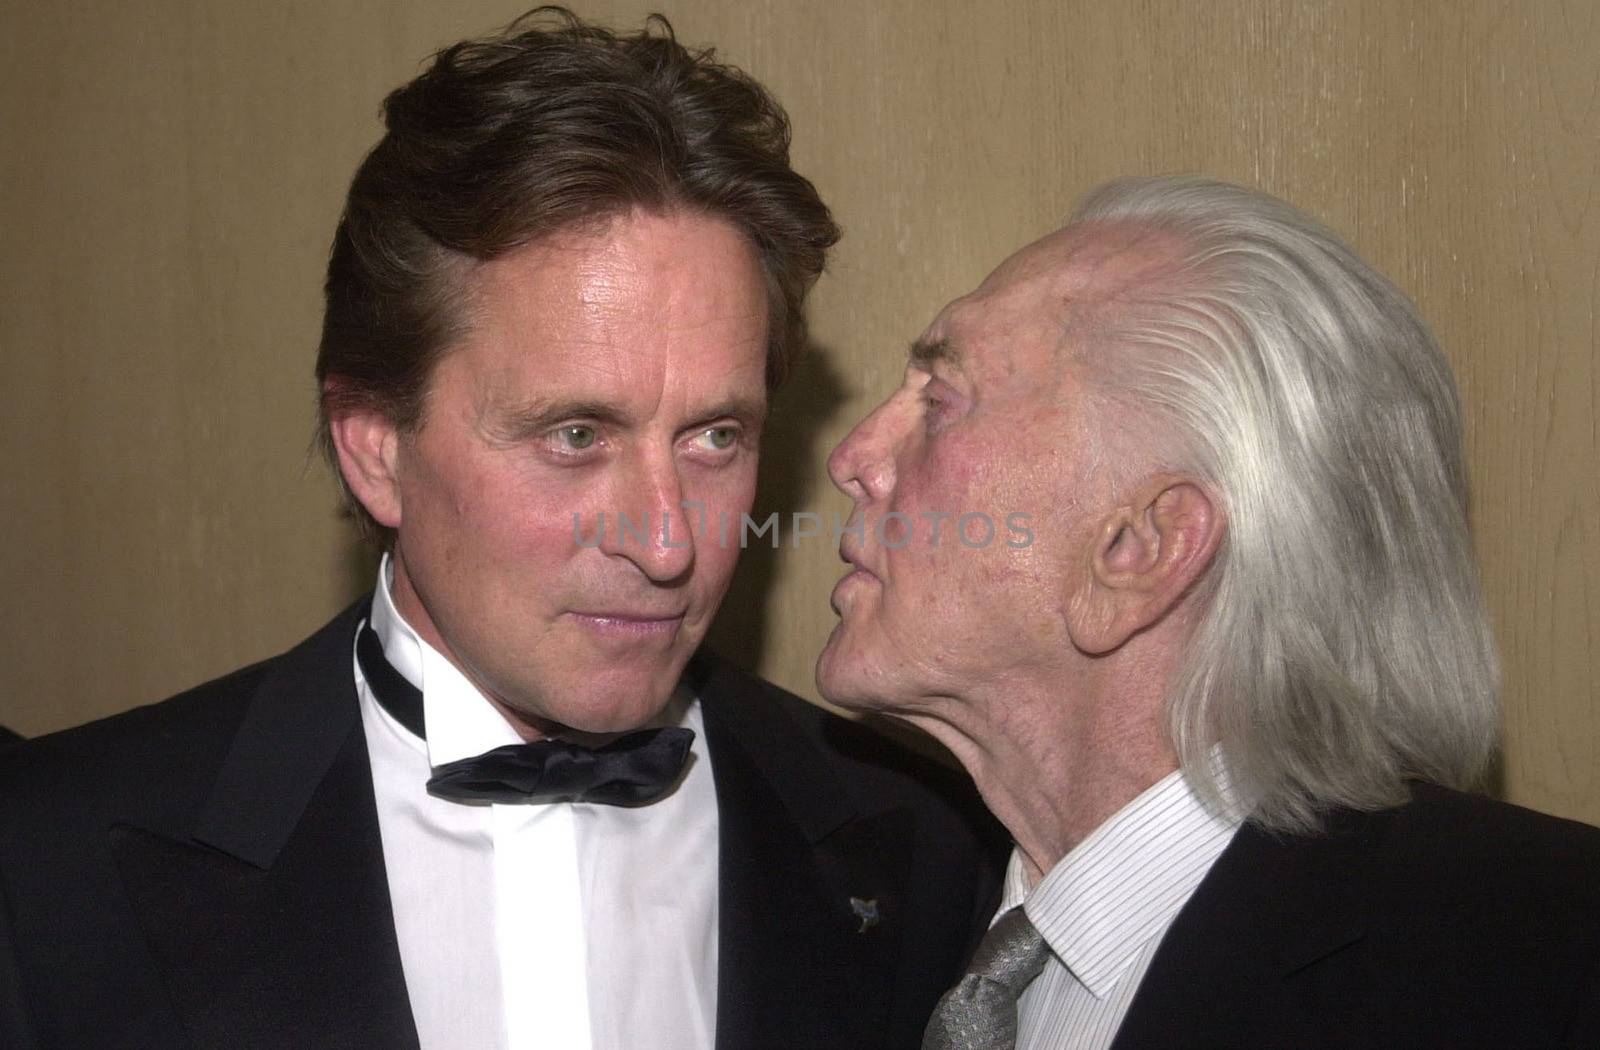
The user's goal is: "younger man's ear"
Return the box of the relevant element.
[1067,477,1223,655]
[325,390,404,531]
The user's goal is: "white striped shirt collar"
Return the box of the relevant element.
[999,757,1242,999]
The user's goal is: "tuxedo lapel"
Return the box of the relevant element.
[110,601,420,1050]
[694,654,912,1050]
[1108,809,1386,1050]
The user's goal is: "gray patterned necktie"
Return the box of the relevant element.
[922,906,1051,1050]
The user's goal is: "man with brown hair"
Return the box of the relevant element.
[0,11,1003,1049]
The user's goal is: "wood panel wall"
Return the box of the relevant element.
[3,1,1595,824]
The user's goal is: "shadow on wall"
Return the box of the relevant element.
[706,341,850,673]
[339,535,380,605]
[1483,748,1506,800]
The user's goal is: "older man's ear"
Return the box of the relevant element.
[1067,478,1224,655]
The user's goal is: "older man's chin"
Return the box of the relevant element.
[814,625,890,715]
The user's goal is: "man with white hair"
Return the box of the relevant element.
[818,176,1600,1049]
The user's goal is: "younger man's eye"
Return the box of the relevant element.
[557,425,596,449]
[693,426,739,451]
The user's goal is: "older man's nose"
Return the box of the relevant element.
[827,402,898,504]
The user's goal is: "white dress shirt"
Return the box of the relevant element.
[353,555,719,1050]
[1002,761,1242,1050]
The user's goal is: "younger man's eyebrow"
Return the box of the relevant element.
[479,393,768,444]
[482,399,629,442]
[696,394,768,428]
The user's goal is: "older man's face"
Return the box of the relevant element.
[817,226,1155,713]
[380,209,769,736]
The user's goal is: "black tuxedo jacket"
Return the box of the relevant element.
[0,599,1006,1050]
[1108,783,1600,1049]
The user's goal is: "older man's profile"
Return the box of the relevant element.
[818,176,1600,1050]
[0,10,1004,1050]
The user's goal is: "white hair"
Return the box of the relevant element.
[1069,176,1499,833]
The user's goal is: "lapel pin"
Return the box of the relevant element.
[849,896,880,933]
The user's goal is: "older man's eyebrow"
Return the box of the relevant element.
[909,336,961,371]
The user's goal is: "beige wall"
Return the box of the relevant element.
[3,1,1596,825]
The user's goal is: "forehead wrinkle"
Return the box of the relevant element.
[1059,222,1193,310]
[466,334,635,426]
[1045,224,1198,376]
[658,344,763,426]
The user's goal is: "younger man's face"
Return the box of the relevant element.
[373,208,769,736]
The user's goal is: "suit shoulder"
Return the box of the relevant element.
[1380,783,1600,936]
[0,657,271,832]
[2,599,367,811]
[6,658,267,770]
[1396,782,1600,868]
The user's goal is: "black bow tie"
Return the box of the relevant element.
[356,621,694,806]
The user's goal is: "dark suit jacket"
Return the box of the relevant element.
[0,599,1006,1050]
[1109,783,1600,1049]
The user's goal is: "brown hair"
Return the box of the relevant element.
[316,7,839,544]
